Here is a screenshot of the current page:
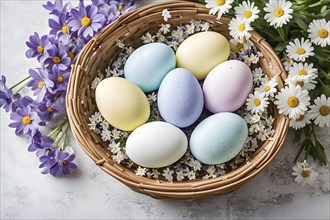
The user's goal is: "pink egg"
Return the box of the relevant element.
[203,60,253,113]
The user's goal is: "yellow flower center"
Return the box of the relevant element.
[288,96,299,107]
[81,16,91,27]
[62,24,68,34]
[38,81,44,88]
[53,56,61,64]
[264,86,271,92]
[22,116,31,125]
[238,23,246,32]
[318,29,328,38]
[216,0,225,6]
[244,10,252,19]
[297,48,306,55]
[274,8,284,17]
[68,51,75,60]
[254,98,261,106]
[301,170,310,178]
[37,45,44,53]
[47,107,53,112]
[296,81,304,87]
[57,75,64,83]
[319,106,330,116]
[297,115,304,121]
[63,160,68,165]
[118,3,124,11]
[298,69,307,75]
[242,36,248,43]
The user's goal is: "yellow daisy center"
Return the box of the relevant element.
[238,23,246,32]
[37,45,44,53]
[301,170,310,178]
[297,48,306,55]
[57,75,64,83]
[274,8,284,17]
[38,81,44,88]
[81,16,91,27]
[318,29,328,38]
[254,98,261,106]
[288,96,299,107]
[22,116,32,125]
[297,115,304,121]
[244,10,252,19]
[319,106,330,116]
[298,69,307,75]
[296,81,304,87]
[264,86,271,92]
[68,51,75,60]
[47,107,53,112]
[53,56,61,64]
[216,0,225,6]
[62,24,68,34]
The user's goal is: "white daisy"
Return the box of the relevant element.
[185,23,195,34]
[112,151,126,164]
[111,128,121,140]
[256,78,278,97]
[188,159,202,171]
[159,23,171,34]
[161,9,171,22]
[246,91,269,115]
[257,128,271,141]
[252,67,266,86]
[281,55,293,71]
[308,19,330,47]
[292,160,318,187]
[229,17,252,41]
[285,75,317,91]
[141,32,155,43]
[176,170,185,181]
[289,62,318,79]
[264,0,293,28]
[289,113,311,130]
[286,38,315,62]
[309,94,330,127]
[101,129,112,142]
[135,166,147,176]
[108,141,121,154]
[234,0,260,23]
[162,168,174,182]
[229,37,254,52]
[187,170,196,180]
[250,53,259,64]
[152,169,161,179]
[274,84,311,119]
[205,0,234,19]
[201,22,210,31]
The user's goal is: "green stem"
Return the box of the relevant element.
[9,76,31,90]
[277,27,286,42]
[294,0,324,12]
[13,82,28,95]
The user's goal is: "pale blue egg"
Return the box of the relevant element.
[157,68,204,128]
[190,112,248,165]
[124,43,176,93]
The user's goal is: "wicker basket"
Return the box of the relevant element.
[66,0,289,199]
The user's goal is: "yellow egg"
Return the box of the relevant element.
[176,31,230,80]
[95,77,150,131]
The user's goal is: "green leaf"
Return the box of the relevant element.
[294,129,302,143]
[293,14,309,31]
[321,5,327,14]
[315,140,327,165]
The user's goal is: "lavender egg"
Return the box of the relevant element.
[157,68,204,128]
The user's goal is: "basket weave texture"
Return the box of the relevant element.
[66,0,289,199]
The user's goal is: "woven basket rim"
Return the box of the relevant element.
[66,0,289,199]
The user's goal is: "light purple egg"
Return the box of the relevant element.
[157,68,204,128]
[203,60,253,113]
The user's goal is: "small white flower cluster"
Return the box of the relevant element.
[141,20,210,51]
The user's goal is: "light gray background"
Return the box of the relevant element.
[1,0,329,219]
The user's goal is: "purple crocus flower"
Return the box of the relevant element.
[39,150,77,176]
[43,0,71,16]
[25,32,51,62]
[49,65,70,93]
[36,136,57,157]
[14,95,34,111]
[37,100,59,122]
[27,131,43,152]
[99,3,120,25]
[9,105,41,136]
[43,43,71,71]
[27,68,54,102]
[49,13,71,42]
[68,3,105,40]
[0,76,14,112]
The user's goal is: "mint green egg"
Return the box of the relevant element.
[190,112,248,165]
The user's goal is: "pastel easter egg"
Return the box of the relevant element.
[157,68,204,128]
[203,60,253,113]
[190,112,248,165]
[126,121,188,168]
[176,31,230,80]
[95,77,150,131]
[124,42,176,93]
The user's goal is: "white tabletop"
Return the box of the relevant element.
[1,0,329,219]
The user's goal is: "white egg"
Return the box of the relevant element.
[125,121,188,168]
